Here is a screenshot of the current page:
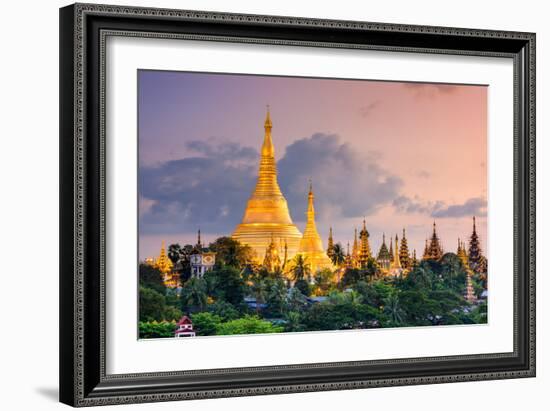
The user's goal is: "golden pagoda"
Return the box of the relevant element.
[232,107,302,261]
[344,242,353,269]
[297,181,334,272]
[351,228,359,267]
[426,221,444,260]
[263,235,282,273]
[376,233,391,272]
[358,219,372,267]
[389,234,403,276]
[422,239,429,260]
[150,240,180,288]
[154,240,173,275]
[457,238,469,267]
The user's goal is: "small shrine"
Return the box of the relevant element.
[174,315,196,338]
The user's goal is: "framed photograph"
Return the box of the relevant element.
[59,3,535,407]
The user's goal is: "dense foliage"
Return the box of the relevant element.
[139,239,487,338]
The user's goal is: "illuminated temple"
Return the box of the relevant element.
[143,108,486,291]
[227,108,485,281]
[232,108,303,261]
[297,182,334,272]
[232,108,335,271]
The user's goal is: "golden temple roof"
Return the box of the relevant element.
[232,107,302,261]
[297,181,333,272]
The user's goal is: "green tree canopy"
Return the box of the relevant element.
[191,312,222,336]
[264,277,288,317]
[204,265,247,307]
[383,293,405,326]
[206,300,240,321]
[209,237,254,269]
[180,277,207,312]
[216,315,284,335]
[139,263,165,294]
[139,321,177,339]
[139,286,181,322]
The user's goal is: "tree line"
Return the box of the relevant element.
[139,237,487,338]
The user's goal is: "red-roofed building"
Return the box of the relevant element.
[174,315,196,338]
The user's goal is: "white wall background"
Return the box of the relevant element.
[0,0,546,409]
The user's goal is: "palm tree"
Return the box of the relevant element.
[290,254,311,283]
[267,279,288,315]
[287,287,308,312]
[167,243,182,265]
[331,243,346,267]
[250,276,268,314]
[344,290,363,307]
[383,293,404,325]
[180,277,207,312]
[412,266,432,290]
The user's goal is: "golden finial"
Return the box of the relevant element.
[261,106,275,157]
[264,104,272,131]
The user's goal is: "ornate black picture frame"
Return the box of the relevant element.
[59,3,535,407]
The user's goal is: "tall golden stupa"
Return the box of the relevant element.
[297,182,334,272]
[232,108,303,261]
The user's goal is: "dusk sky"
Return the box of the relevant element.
[138,70,487,261]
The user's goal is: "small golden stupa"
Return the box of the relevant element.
[232,107,303,261]
[297,182,334,272]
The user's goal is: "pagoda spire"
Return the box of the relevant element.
[427,221,443,260]
[411,249,418,269]
[389,235,394,263]
[399,228,411,269]
[196,229,202,248]
[306,180,315,223]
[352,228,359,266]
[358,219,371,267]
[264,104,272,131]
[468,215,484,274]
[390,234,402,271]
[256,106,279,194]
[327,227,335,260]
[297,181,333,272]
[422,238,429,260]
[345,241,352,268]
[376,233,391,271]
[232,107,303,264]
[457,238,469,268]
